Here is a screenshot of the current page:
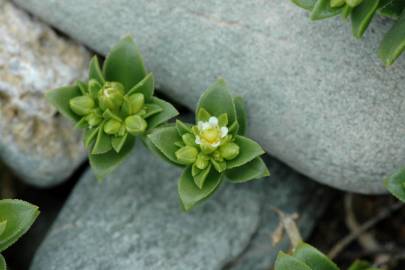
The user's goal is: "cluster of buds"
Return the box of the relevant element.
[175,110,240,174]
[69,79,154,140]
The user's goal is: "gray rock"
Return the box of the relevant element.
[13,0,405,193]
[0,0,90,187]
[30,144,329,270]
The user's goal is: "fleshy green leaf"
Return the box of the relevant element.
[84,127,99,149]
[351,0,379,38]
[46,85,82,122]
[89,135,135,179]
[91,125,113,155]
[74,117,88,129]
[193,164,212,189]
[176,119,192,136]
[211,159,227,173]
[311,0,342,20]
[178,166,223,211]
[342,5,353,18]
[76,80,88,95]
[0,221,6,237]
[147,97,179,129]
[385,167,405,202]
[378,10,405,65]
[112,133,128,153]
[226,157,269,183]
[274,252,312,270]
[348,260,375,270]
[103,36,146,91]
[0,199,39,252]
[144,104,163,118]
[197,108,211,122]
[291,0,317,10]
[226,135,265,169]
[196,79,237,124]
[147,126,183,165]
[293,242,339,270]
[89,56,105,84]
[0,254,5,270]
[126,73,154,101]
[233,96,247,135]
[378,0,405,19]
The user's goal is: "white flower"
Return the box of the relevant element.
[194,116,228,148]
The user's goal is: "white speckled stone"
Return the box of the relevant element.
[0,0,90,187]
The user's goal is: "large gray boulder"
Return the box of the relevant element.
[30,144,329,270]
[0,0,90,187]
[13,0,405,193]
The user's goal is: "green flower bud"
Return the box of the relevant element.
[86,109,102,127]
[219,142,240,160]
[330,0,345,7]
[104,119,122,135]
[182,133,195,146]
[195,153,209,170]
[125,115,147,135]
[175,146,198,165]
[123,93,144,115]
[98,82,125,111]
[69,95,95,116]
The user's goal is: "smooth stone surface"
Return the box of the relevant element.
[13,0,405,193]
[0,0,90,187]
[30,144,329,270]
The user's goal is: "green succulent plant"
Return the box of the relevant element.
[0,199,39,270]
[291,0,405,65]
[47,36,178,179]
[275,242,380,270]
[148,79,269,210]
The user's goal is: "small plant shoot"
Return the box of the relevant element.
[291,0,405,65]
[0,199,39,270]
[275,242,381,270]
[148,79,269,210]
[46,37,178,179]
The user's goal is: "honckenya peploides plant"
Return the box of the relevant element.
[148,79,269,210]
[0,199,39,270]
[47,36,178,179]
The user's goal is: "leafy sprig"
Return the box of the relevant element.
[148,79,269,210]
[47,37,178,179]
[275,242,381,270]
[291,0,405,65]
[0,199,39,270]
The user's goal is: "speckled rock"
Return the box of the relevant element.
[0,0,90,187]
[29,144,329,270]
[13,0,405,193]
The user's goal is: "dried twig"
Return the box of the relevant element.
[328,200,404,259]
[272,207,301,250]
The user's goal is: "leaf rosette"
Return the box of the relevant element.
[47,37,178,179]
[148,79,269,210]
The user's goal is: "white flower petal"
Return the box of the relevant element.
[220,127,228,138]
[195,136,201,145]
[202,122,209,130]
[211,141,220,147]
[197,121,204,130]
[208,116,218,127]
